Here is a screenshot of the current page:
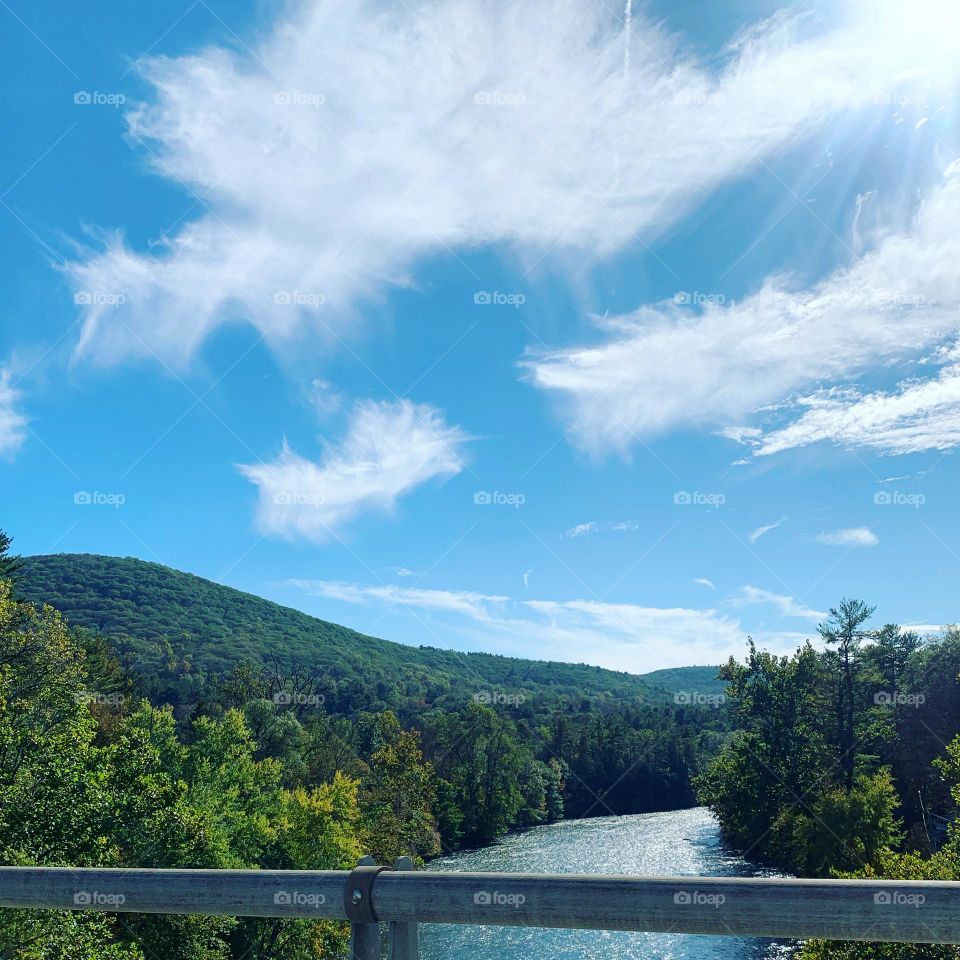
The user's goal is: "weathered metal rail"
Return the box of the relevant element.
[1,859,958,959]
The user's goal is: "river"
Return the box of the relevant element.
[421,806,795,960]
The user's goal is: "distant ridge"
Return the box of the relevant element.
[639,665,727,698]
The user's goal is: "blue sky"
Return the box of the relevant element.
[2,0,959,671]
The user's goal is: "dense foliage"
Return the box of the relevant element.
[0,575,378,959]
[11,540,960,960]
[15,553,731,823]
[1,543,732,958]
[696,600,960,960]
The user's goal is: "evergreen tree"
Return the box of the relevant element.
[820,599,876,791]
[0,529,22,582]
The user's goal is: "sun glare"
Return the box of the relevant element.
[860,0,960,57]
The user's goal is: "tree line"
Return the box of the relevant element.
[697,599,960,960]
[12,534,960,960]
[0,533,726,959]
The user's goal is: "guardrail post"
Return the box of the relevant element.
[389,857,419,960]
[346,856,384,960]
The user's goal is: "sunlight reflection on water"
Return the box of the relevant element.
[420,807,796,960]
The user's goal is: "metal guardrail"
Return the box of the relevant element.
[2,858,959,959]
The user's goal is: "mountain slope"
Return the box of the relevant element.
[640,665,727,698]
[17,554,719,709]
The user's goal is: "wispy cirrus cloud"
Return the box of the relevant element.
[0,370,26,457]
[562,522,598,539]
[295,577,933,668]
[239,399,468,540]
[288,577,756,671]
[66,0,904,368]
[816,527,879,548]
[902,623,953,636]
[730,585,824,620]
[561,520,637,538]
[745,364,960,457]
[291,579,507,620]
[527,164,960,454]
[749,516,787,543]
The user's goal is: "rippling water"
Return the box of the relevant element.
[420,806,795,960]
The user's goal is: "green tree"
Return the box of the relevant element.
[799,734,960,960]
[769,771,902,876]
[0,581,129,959]
[819,599,876,790]
[358,712,439,864]
[0,530,22,582]
[230,774,363,960]
[424,704,530,845]
[867,624,922,697]
[697,641,830,863]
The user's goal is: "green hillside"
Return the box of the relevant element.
[2,545,735,905]
[640,665,725,698]
[17,553,717,710]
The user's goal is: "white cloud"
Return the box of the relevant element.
[309,379,342,416]
[730,585,824,620]
[746,365,960,456]
[901,623,951,636]
[67,0,904,367]
[0,370,26,457]
[562,520,637,538]
[521,598,745,669]
[527,165,960,454]
[749,516,787,543]
[816,527,879,548]
[289,577,747,671]
[750,629,824,652]
[693,577,716,589]
[239,399,468,540]
[291,579,507,620]
[563,522,598,539]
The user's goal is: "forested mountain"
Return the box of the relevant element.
[639,665,727,698]
[0,541,734,960]
[13,550,732,828]
[16,553,715,709]
[17,544,960,960]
